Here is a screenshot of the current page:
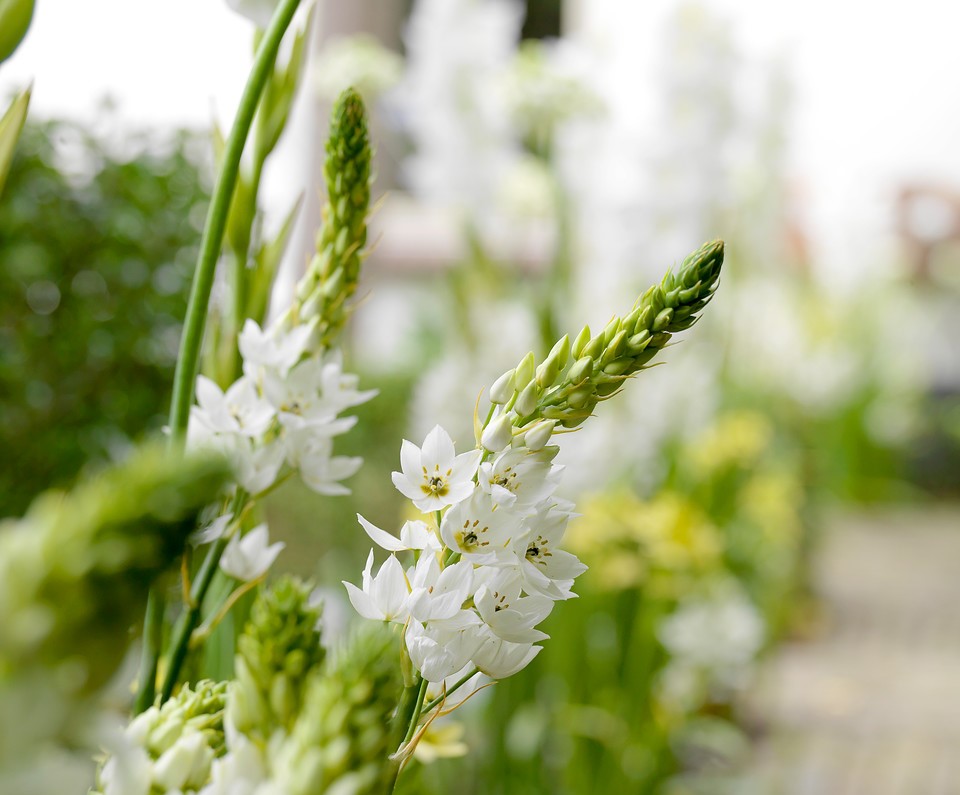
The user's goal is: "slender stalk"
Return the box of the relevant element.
[134,0,301,712]
[133,589,164,712]
[167,0,302,442]
[403,678,429,746]
[159,534,230,703]
[421,668,478,714]
[386,677,428,793]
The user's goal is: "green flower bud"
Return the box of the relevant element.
[571,325,591,359]
[565,355,594,385]
[489,369,516,404]
[0,0,34,64]
[535,358,560,390]
[515,381,540,417]
[523,420,556,451]
[514,351,536,390]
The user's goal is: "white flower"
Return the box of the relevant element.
[439,490,522,563]
[199,731,267,795]
[477,447,560,509]
[407,558,474,623]
[357,515,441,552]
[231,436,286,496]
[391,425,482,512]
[262,355,376,434]
[239,319,314,379]
[220,524,284,582]
[470,625,541,679]
[473,570,552,643]
[406,615,484,683]
[342,551,409,623]
[285,433,362,496]
[191,512,234,547]
[225,0,279,28]
[99,734,152,795]
[153,732,214,791]
[193,375,275,438]
[512,500,586,600]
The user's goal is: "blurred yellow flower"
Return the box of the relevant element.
[567,490,722,592]
[413,721,469,764]
[687,410,774,476]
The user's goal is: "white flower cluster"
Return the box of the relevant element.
[656,582,765,711]
[344,424,586,682]
[187,319,375,499]
[100,714,274,795]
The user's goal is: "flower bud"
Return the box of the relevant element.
[565,355,594,385]
[652,307,674,332]
[600,330,627,366]
[535,358,560,389]
[581,335,604,360]
[602,317,621,346]
[0,0,34,65]
[514,352,536,390]
[548,334,570,370]
[153,733,214,791]
[481,414,513,452]
[515,381,540,416]
[571,325,591,359]
[523,420,555,451]
[489,369,516,404]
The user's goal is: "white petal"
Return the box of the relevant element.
[343,581,385,621]
[195,375,224,411]
[399,438,422,480]
[450,448,483,482]
[392,470,424,502]
[371,555,409,622]
[422,425,456,469]
[357,514,406,552]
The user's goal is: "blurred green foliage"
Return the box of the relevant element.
[0,117,209,517]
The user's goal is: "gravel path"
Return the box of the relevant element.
[739,506,960,794]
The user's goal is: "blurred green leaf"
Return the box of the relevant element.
[0,87,30,197]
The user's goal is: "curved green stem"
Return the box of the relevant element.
[134,0,302,713]
[167,0,302,442]
[386,676,429,793]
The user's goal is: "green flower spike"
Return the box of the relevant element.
[281,87,372,350]
[271,623,402,795]
[492,239,725,431]
[230,576,325,739]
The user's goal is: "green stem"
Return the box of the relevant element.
[135,0,301,712]
[403,677,429,745]
[386,676,428,793]
[159,534,230,703]
[167,0,302,442]
[421,668,479,715]
[133,589,164,712]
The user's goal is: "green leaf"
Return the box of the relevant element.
[0,87,30,198]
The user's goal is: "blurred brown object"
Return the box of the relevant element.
[896,184,960,281]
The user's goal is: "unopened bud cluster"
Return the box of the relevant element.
[230,576,325,737]
[489,239,724,432]
[282,88,371,349]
